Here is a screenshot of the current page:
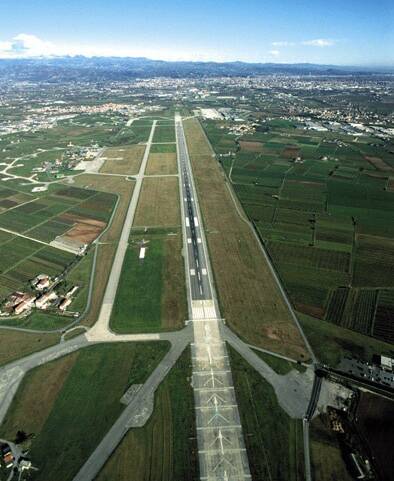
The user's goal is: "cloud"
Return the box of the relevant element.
[272,41,295,47]
[268,50,280,57]
[0,33,56,57]
[272,39,336,49]
[0,33,243,61]
[302,38,335,47]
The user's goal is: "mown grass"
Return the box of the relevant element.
[0,330,60,367]
[150,143,176,153]
[0,342,169,481]
[253,350,307,374]
[96,347,199,481]
[110,234,187,333]
[133,176,180,227]
[230,347,304,481]
[153,125,176,143]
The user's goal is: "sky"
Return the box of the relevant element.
[0,0,393,65]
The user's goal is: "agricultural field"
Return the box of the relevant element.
[355,392,394,481]
[110,229,187,333]
[0,184,115,244]
[201,114,394,360]
[229,347,304,481]
[0,342,169,481]
[133,176,180,227]
[96,348,199,481]
[0,235,75,299]
[184,117,309,360]
[100,144,146,175]
[0,182,116,310]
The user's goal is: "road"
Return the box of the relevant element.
[88,120,157,340]
[176,114,252,481]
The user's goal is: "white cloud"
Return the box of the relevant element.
[272,41,295,47]
[268,50,280,57]
[272,39,336,49]
[0,33,56,57]
[0,33,243,61]
[302,38,335,47]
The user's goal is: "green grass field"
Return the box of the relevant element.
[253,350,307,375]
[110,233,186,333]
[0,342,169,481]
[96,347,199,481]
[150,143,177,153]
[229,347,304,481]
[152,125,176,143]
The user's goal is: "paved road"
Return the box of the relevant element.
[176,114,252,481]
[89,120,157,340]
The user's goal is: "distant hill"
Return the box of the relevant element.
[0,56,392,82]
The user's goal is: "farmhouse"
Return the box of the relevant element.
[35,291,58,309]
[32,274,51,290]
[59,297,72,311]
[13,294,36,315]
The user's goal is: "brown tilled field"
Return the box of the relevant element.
[282,146,300,158]
[146,152,178,175]
[183,118,309,360]
[134,177,180,227]
[364,156,392,172]
[239,141,264,152]
[61,213,105,244]
[100,145,146,175]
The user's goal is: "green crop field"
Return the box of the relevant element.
[202,114,394,361]
[0,342,169,481]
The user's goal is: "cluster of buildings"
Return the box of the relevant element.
[0,441,34,475]
[31,145,101,179]
[0,274,79,317]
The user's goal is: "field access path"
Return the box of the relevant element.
[176,114,252,481]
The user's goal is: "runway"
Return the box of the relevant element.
[176,115,251,481]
